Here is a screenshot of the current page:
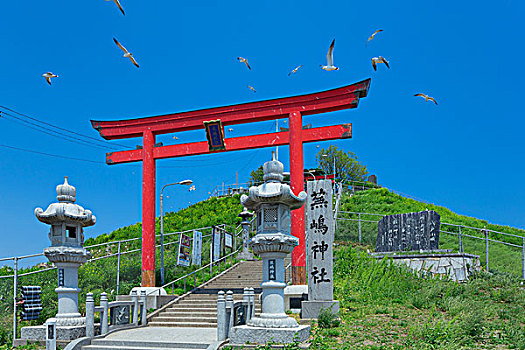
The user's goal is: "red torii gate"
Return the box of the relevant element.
[91,78,370,287]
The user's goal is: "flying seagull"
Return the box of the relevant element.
[414,93,438,105]
[105,0,125,16]
[237,57,251,70]
[371,56,390,71]
[366,29,383,45]
[42,72,58,85]
[321,39,338,71]
[113,38,139,68]
[248,85,256,93]
[188,185,196,192]
[288,65,303,76]
[173,136,179,140]
[228,128,233,132]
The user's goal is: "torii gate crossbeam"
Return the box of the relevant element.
[91,79,371,287]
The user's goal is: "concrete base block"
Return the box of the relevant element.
[229,324,311,344]
[129,287,167,310]
[21,324,85,341]
[284,285,308,314]
[301,300,339,319]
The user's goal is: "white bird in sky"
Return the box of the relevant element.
[173,136,179,140]
[113,38,139,68]
[42,72,58,85]
[228,128,233,132]
[189,185,196,192]
[321,39,339,71]
[288,65,303,76]
[105,0,125,16]
[371,56,390,71]
[248,85,256,93]
[237,57,251,70]
[366,29,383,45]
[414,93,438,105]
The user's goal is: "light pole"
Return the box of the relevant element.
[160,179,193,284]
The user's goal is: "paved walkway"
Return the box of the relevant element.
[105,326,217,343]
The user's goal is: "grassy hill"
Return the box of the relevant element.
[308,245,525,349]
[337,188,525,277]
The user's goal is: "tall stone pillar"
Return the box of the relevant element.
[237,208,254,260]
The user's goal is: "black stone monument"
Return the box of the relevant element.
[376,210,440,252]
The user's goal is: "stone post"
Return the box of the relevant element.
[243,288,251,323]
[249,288,255,320]
[131,291,139,325]
[238,208,254,260]
[225,291,234,337]
[45,320,56,350]
[100,293,109,335]
[217,291,226,341]
[85,293,94,338]
[140,291,147,325]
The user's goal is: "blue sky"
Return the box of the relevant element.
[0,0,524,265]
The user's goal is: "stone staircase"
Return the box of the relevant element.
[81,327,216,350]
[148,260,263,328]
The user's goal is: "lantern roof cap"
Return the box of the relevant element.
[35,177,96,226]
[241,154,306,210]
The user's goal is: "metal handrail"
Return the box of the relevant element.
[336,211,525,240]
[146,248,241,296]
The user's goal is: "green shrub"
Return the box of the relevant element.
[317,306,340,329]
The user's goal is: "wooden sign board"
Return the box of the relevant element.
[203,119,226,152]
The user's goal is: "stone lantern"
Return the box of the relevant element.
[35,177,95,331]
[229,153,310,344]
[237,208,254,260]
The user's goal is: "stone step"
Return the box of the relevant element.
[148,321,219,328]
[160,311,217,317]
[82,346,188,350]
[151,316,216,323]
[166,305,217,311]
[88,339,208,349]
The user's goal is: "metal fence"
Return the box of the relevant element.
[335,210,525,279]
[0,220,247,344]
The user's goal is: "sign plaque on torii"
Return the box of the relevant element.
[91,79,371,287]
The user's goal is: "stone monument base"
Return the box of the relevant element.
[21,324,85,341]
[229,324,311,344]
[301,300,339,319]
[284,285,308,314]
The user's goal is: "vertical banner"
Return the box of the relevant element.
[225,232,233,249]
[177,234,191,267]
[306,180,334,301]
[213,226,222,262]
[192,230,203,266]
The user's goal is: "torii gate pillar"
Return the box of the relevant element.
[142,130,156,287]
[289,111,306,284]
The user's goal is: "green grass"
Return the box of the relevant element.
[308,245,525,349]
[337,188,525,277]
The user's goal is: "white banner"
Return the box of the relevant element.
[192,230,202,266]
[225,232,233,248]
[213,226,221,262]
